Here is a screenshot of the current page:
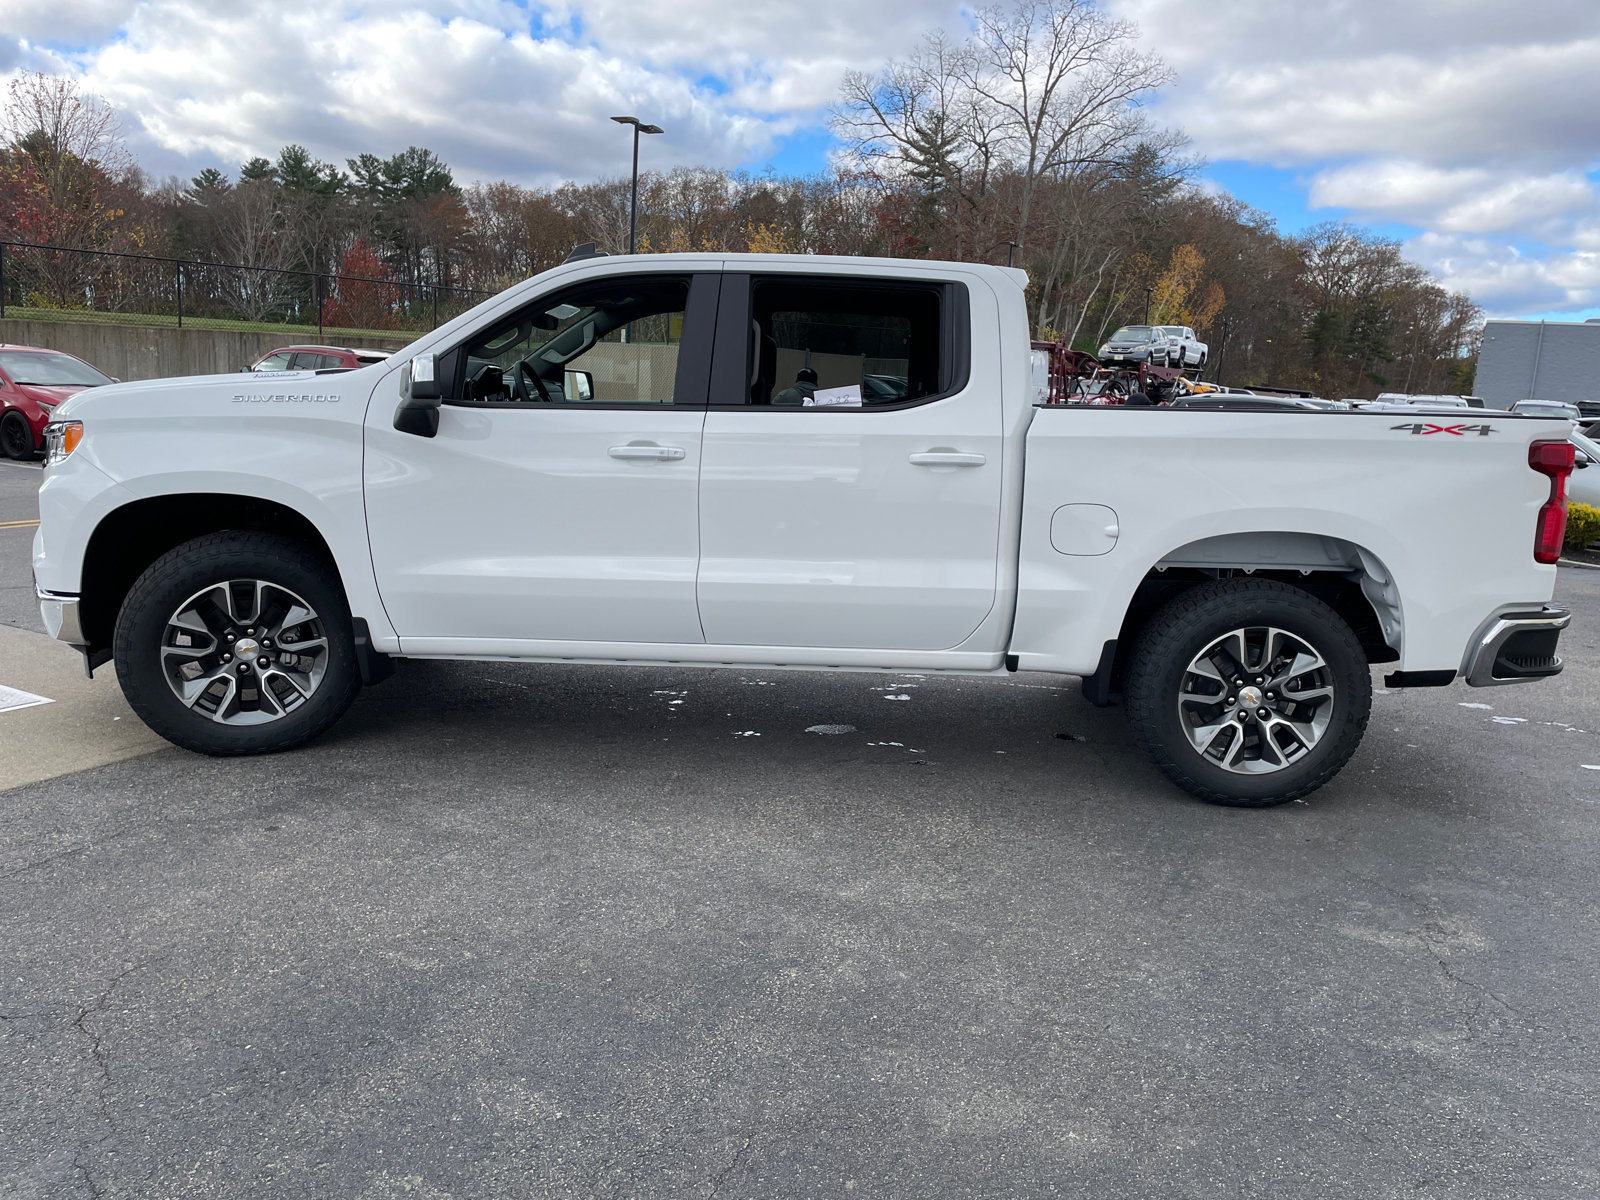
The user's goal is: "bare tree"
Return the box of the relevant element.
[832,0,1171,268]
[966,0,1170,251]
[201,180,313,320]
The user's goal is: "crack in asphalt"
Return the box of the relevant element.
[68,955,169,1198]
[1,842,91,879]
[704,1134,753,1200]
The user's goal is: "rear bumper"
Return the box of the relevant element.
[1462,605,1570,687]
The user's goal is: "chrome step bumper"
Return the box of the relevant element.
[1463,605,1571,687]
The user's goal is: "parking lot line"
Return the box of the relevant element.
[0,623,169,792]
[0,519,40,529]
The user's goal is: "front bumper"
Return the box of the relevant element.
[36,585,86,645]
[1462,605,1570,687]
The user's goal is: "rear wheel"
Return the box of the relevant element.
[0,411,34,459]
[1124,579,1372,807]
[113,532,361,755]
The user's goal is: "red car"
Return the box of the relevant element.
[0,344,116,460]
[245,345,393,372]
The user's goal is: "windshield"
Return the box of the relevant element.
[0,351,112,387]
[1109,327,1153,343]
[1573,430,1600,461]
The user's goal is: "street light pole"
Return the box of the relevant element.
[610,115,664,255]
[1143,287,1153,325]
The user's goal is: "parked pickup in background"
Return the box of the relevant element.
[33,253,1575,807]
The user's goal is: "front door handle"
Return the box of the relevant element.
[909,452,986,467]
[609,445,686,461]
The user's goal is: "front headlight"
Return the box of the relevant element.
[43,420,83,467]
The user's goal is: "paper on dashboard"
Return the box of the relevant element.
[804,385,863,408]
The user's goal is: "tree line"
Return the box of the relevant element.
[0,0,1479,397]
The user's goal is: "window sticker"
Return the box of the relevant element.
[804,384,863,408]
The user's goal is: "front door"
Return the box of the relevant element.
[696,271,1003,651]
[365,271,716,648]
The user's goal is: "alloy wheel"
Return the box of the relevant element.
[1176,625,1336,774]
[159,578,329,724]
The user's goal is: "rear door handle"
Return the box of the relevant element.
[609,445,686,461]
[909,452,986,467]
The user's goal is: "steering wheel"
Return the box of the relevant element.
[514,358,556,403]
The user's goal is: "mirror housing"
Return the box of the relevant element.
[394,352,443,437]
[564,369,595,402]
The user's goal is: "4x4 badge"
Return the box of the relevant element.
[1390,422,1494,436]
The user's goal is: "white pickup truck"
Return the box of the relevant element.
[31,253,1576,806]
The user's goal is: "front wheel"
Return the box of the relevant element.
[1,411,34,459]
[114,532,362,755]
[1124,579,1372,807]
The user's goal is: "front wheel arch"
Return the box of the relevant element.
[79,494,344,661]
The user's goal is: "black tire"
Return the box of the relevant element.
[0,410,34,460]
[1198,351,1208,369]
[1124,578,1372,807]
[113,531,361,756]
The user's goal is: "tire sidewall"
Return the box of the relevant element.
[114,533,361,755]
[1,411,33,459]
[1128,582,1372,806]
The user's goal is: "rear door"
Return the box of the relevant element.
[696,270,1003,651]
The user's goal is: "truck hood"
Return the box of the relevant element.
[52,369,366,423]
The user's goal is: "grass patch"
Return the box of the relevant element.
[0,304,418,343]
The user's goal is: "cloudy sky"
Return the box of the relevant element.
[2,0,1596,319]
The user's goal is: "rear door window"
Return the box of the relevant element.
[717,276,967,408]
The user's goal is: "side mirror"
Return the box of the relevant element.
[1577,451,1592,469]
[394,352,443,437]
[564,369,595,402]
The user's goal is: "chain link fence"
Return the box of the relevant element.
[0,241,497,339]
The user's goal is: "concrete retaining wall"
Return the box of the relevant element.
[0,318,416,383]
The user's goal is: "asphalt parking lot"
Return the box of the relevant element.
[3,457,1598,1198]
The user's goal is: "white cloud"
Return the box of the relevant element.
[1112,0,1600,172]
[1307,162,1598,237]
[0,0,137,44]
[2,0,966,187]
[1109,0,1600,315]
[1408,231,1600,317]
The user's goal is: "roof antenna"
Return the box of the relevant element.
[563,242,608,263]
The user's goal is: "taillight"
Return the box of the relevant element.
[1530,439,1575,563]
